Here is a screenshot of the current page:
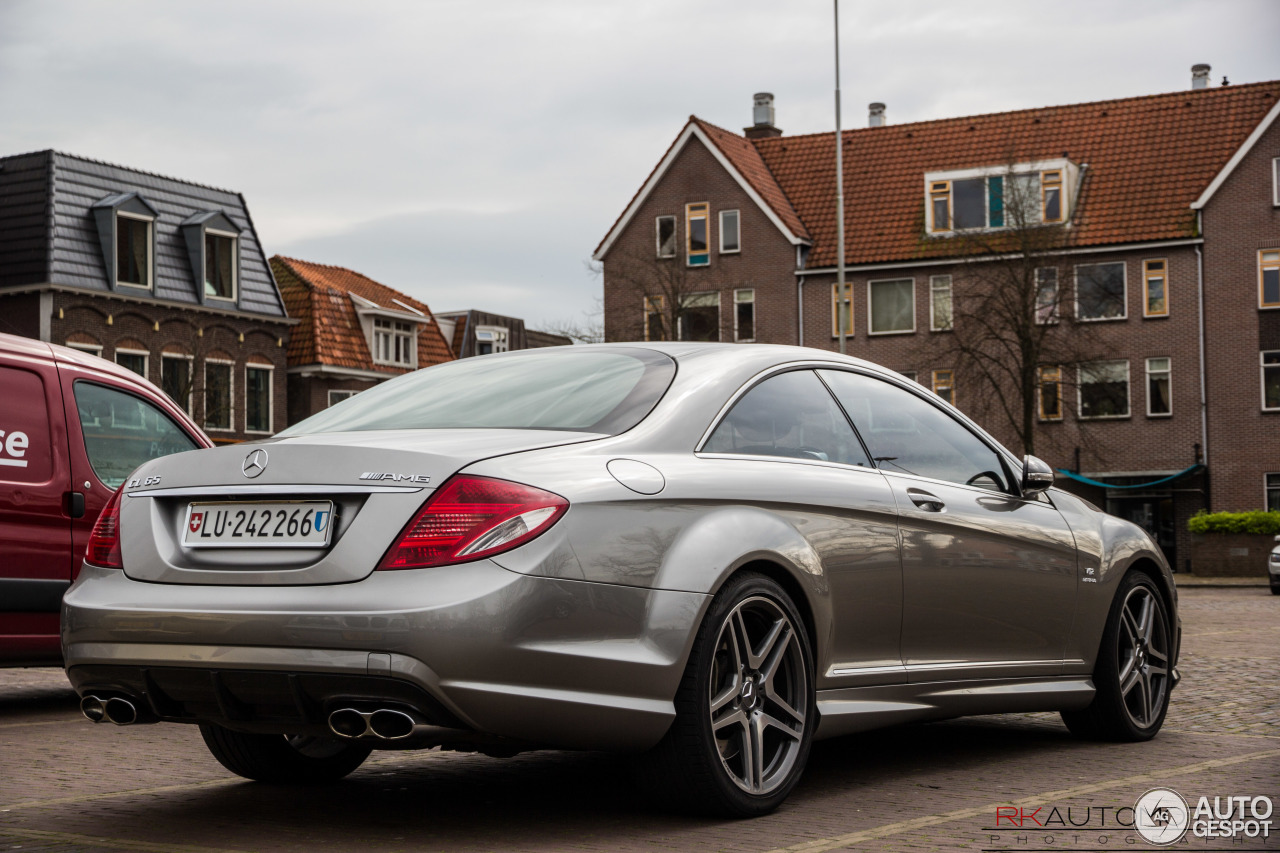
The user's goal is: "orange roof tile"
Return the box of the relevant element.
[271,256,454,374]
[692,117,810,241]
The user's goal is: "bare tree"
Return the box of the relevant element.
[596,248,717,343]
[924,159,1115,460]
[542,296,606,344]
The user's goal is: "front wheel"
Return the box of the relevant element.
[636,572,815,817]
[1062,570,1173,741]
[199,724,372,784]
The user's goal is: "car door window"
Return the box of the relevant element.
[704,370,872,466]
[819,370,1010,491]
[73,381,198,488]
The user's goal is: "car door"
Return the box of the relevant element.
[819,369,1077,682]
[0,340,73,664]
[698,368,904,687]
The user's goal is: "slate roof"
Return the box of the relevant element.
[271,256,453,374]
[0,150,287,316]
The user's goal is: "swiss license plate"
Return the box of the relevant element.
[183,501,334,548]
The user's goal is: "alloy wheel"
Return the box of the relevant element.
[1116,585,1170,729]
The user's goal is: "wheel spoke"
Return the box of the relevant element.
[759,709,803,742]
[1147,644,1168,664]
[1120,608,1140,646]
[1138,594,1155,643]
[1120,662,1142,698]
[747,714,766,792]
[731,610,755,670]
[1137,672,1152,725]
[712,705,747,735]
[759,624,792,681]
[710,680,739,716]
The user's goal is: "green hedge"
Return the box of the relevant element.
[1188,510,1280,535]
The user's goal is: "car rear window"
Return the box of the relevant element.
[281,348,675,436]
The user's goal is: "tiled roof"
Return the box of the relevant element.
[746,81,1279,267]
[691,118,810,241]
[271,256,454,373]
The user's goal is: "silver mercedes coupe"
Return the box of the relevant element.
[63,343,1180,816]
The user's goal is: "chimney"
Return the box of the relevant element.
[1191,63,1211,90]
[868,102,886,127]
[744,92,782,140]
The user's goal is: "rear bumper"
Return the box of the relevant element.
[62,562,708,751]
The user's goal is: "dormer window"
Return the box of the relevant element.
[116,213,152,287]
[181,210,242,305]
[926,160,1076,234]
[91,191,159,291]
[204,231,237,300]
[373,318,414,366]
[475,326,509,355]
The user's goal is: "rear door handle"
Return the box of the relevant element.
[67,491,86,519]
[907,489,945,512]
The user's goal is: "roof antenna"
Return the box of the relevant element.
[1221,76,1230,86]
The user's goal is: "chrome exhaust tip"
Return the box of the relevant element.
[80,695,105,723]
[328,708,369,739]
[103,697,138,726]
[368,709,416,740]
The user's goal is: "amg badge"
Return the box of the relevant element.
[359,472,431,484]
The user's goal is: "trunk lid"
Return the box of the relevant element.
[118,429,594,585]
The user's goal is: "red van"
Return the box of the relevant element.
[0,332,211,666]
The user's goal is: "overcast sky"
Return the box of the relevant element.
[1,0,1276,329]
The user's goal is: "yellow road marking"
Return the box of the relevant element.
[0,828,249,853]
[763,747,1280,853]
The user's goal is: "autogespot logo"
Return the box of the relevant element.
[1134,788,1190,845]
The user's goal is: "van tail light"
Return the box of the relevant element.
[378,475,568,571]
[85,486,125,569]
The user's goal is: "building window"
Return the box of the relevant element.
[204,231,237,300]
[678,292,719,341]
[1041,169,1063,223]
[1144,259,1168,317]
[1273,157,1280,207]
[204,360,233,431]
[116,213,152,288]
[1267,472,1280,511]
[328,389,359,407]
[1261,250,1280,308]
[244,365,272,433]
[734,288,755,342]
[373,318,414,366]
[1076,262,1127,321]
[930,181,951,231]
[897,370,918,383]
[161,355,193,414]
[929,275,953,331]
[868,278,915,335]
[474,326,508,356]
[1038,366,1062,421]
[1146,357,1171,417]
[832,282,853,337]
[1035,268,1060,324]
[115,349,148,379]
[1263,351,1280,411]
[686,203,709,267]
[656,216,676,258]
[644,296,666,341]
[1079,360,1130,419]
[66,341,103,356]
[926,163,1074,233]
[719,210,740,254]
[932,369,955,405]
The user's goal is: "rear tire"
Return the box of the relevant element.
[1062,570,1173,741]
[636,572,815,817]
[199,724,371,784]
[1270,582,1280,596]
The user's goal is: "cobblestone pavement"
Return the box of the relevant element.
[1,588,1276,852]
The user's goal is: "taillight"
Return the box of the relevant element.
[378,475,568,570]
[85,486,125,569]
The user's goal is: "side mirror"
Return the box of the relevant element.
[1021,455,1055,496]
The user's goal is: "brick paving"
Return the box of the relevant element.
[1,588,1276,852]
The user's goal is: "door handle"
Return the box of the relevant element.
[67,491,86,519]
[907,489,945,512]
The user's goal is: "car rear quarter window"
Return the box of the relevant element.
[73,381,198,488]
[0,365,53,484]
[281,348,676,436]
[704,369,872,467]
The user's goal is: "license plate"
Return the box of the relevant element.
[183,501,334,548]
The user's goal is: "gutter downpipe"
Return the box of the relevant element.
[1195,215,1209,505]
[797,245,805,347]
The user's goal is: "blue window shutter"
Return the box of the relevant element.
[988,176,1004,227]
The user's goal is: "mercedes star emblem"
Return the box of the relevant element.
[242,449,269,479]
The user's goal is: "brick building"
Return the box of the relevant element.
[270,256,454,423]
[434,309,571,359]
[595,74,1280,570]
[0,150,293,442]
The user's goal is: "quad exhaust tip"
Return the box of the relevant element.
[81,695,139,725]
[328,707,418,740]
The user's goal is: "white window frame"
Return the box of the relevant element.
[719,209,741,254]
[924,158,1076,235]
[867,277,916,336]
[1145,356,1172,418]
[1266,472,1280,512]
[655,215,676,258]
[1263,350,1280,412]
[1074,262,1128,322]
[897,370,918,383]
[203,358,235,433]
[243,364,274,435]
[161,353,194,415]
[115,211,154,290]
[1273,157,1280,207]
[677,291,721,342]
[1034,267,1060,325]
[474,325,509,355]
[66,341,103,357]
[372,317,416,367]
[929,274,952,332]
[733,288,755,342]
[203,228,239,303]
[114,347,149,380]
[327,389,359,407]
[1077,359,1131,420]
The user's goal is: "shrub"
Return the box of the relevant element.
[1187,510,1280,535]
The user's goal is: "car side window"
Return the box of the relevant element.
[818,370,1010,492]
[73,381,198,489]
[704,370,872,467]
